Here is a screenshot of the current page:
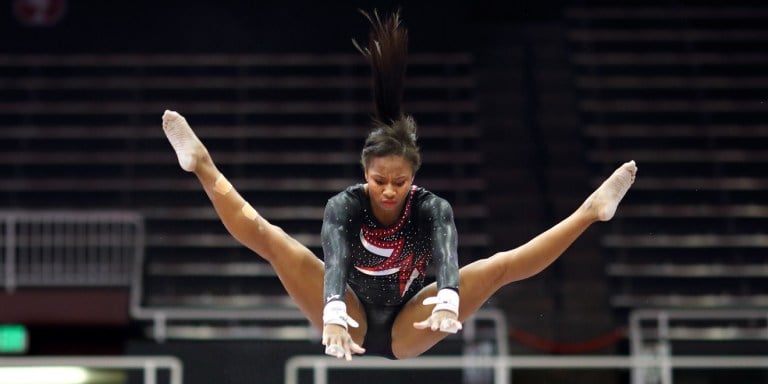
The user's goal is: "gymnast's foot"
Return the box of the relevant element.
[162,110,207,172]
[583,160,637,222]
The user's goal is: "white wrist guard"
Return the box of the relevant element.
[422,288,460,315]
[323,300,359,329]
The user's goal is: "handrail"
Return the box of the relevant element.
[629,308,768,354]
[461,308,509,356]
[629,308,768,384]
[284,355,768,384]
[0,356,182,384]
[1,210,144,292]
[132,304,506,349]
[285,308,768,384]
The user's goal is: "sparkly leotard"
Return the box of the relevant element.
[321,184,460,358]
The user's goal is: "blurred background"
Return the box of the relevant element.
[1,0,767,383]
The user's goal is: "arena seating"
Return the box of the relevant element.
[0,52,487,339]
[566,3,768,349]
[3,2,768,383]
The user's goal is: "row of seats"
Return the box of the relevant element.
[566,3,768,316]
[0,52,487,337]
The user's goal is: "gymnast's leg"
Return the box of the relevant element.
[390,160,637,359]
[160,110,367,343]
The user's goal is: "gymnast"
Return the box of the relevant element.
[160,10,637,361]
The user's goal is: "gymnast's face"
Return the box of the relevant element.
[364,155,415,225]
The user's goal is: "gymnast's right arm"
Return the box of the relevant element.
[320,195,364,360]
[321,196,351,307]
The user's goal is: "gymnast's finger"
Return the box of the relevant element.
[350,341,366,355]
[325,343,344,358]
[412,317,432,329]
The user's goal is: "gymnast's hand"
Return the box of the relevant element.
[413,309,462,333]
[414,288,462,333]
[322,324,365,361]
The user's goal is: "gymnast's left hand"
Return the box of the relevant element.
[413,310,462,334]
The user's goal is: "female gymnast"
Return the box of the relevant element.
[160,10,637,361]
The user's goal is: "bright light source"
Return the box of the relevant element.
[0,367,89,384]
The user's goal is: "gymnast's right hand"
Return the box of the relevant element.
[322,323,365,361]
[322,300,365,360]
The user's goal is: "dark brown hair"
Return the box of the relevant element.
[354,9,421,173]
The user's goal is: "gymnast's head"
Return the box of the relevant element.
[356,9,421,177]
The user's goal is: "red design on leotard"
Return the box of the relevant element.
[356,186,427,296]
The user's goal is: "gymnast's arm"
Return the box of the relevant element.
[320,195,364,359]
[428,197,460,293]
[321,196,352,306]
[413,196,462,332]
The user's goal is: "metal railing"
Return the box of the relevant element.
[133,299,507,350]
[1,210,144,292]
[629,308,768,384]
[284,355,768,384]
[285,308,768,384]
[0,356,182,384]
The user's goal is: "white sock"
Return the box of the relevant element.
[162,110,199,172]
[593,160,637,221]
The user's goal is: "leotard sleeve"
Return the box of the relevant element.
[321,193,357,304]
[421,196,460,292]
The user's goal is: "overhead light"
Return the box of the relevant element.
[0,367,88,384]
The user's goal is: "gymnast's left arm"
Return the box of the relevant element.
[413,197,462,333]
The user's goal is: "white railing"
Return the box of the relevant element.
[629,308,768,353]
[284,355,768,384]
[0,356,182,384]
[460,308,509,356]
[629,308,768,384]
[132,300,507,349]
[285,308,768,384]
[280,308,507,383]
[0,210,144,292]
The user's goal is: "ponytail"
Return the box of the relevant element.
[355,9,421,173]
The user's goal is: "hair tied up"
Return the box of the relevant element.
[353,9,409,126]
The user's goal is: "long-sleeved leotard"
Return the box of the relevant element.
[321,184,460,358]
[322,184,460,308]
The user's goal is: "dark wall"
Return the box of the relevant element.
[0,0,567,53]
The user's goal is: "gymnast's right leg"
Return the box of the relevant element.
[160,110,367,342]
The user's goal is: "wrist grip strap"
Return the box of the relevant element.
[422,288,459,315]
[323,300,359,329]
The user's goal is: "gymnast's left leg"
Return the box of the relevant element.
[389,160,637,359]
